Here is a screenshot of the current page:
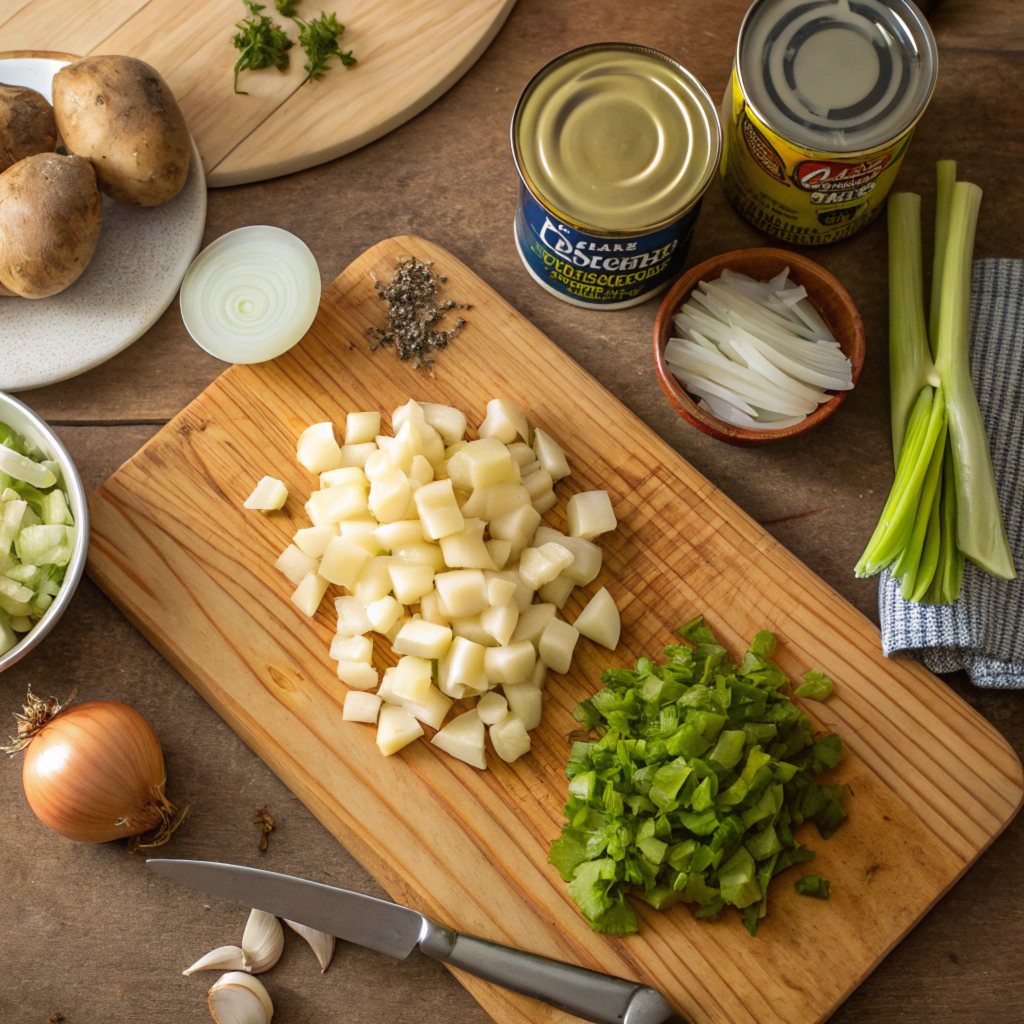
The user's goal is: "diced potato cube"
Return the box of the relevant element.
[532,427,570,481]
[375,434,393,451]
[522,467,553,504]
[481,603,518,646]
[392,619,453,660]
[489,504,541,560]
[339,520,383,555]
[336,661,379,690]
[435,569,489,618]
[389,420,423,474]
[345,411,381,445]
[527,658,547,690]
[476,691,508,725]
[538,574,575,609]
[366,595,403,634]
[377,705,423,756]
[377,666,399,704]
[388,564,435,605]
[534,528,603,585]
[538,617,579,674]
[414,479,464,540]
[449,614,498,648]
[518,543,574,590]
[364,448,395,481]
[401,685,453,730]
[391,399,429,439]
[420,403,467,446]
[391,542,446,572]
[413,591,443,626]
[485,539,512,570]
[343,690,381,723]
[392,656,433,704]
[373,520,424,550]
[484,640,536,685]
[439,636,488,697]
[409,455,434,486]
[320,466,369,489]
[385,615,411,644]
[370,472,412,523]
[487,570,535,613]
[353,556,395,604]
[460,483,530,521]
[503,682,543,730]
[306,484,369,526]
[341,442,377,469]
[335,595,373,636]
[297,422,343,473]
[319,536,371,588]
[421,430,445,468]
[431,710,486,769]
[445,449,473,491]
[567,490,616,540]
[291,572,329,617]
[294,524,339,559]
[507,442,535,468]
[487,576,517,608]
[244,476,288,511]
[532,489,558,515]
[439,521,496,569]
[276,544,319,586]
[478,399,530,445]
[512,603,556,648]
[460,437,514,488]
[329,633,373,663]
[574,587,620,650]
[489,714,531,762]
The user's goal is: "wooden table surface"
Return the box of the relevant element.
[3,1,1023,1021]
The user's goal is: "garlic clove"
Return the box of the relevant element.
[208,971,273,1024]
[183,945,248,976]
[284,919,336,972]
[241,909,284,974]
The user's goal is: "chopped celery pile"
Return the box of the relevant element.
[0,422,76,656]
[856,163,1014,602]
[549,617,846,937]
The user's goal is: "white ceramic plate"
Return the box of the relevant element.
[0,55,207,392]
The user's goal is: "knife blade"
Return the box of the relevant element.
[148,859,688,1024]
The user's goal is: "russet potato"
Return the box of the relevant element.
[0,152,102,298]
[0,83,57,173]
[53,55,190,207]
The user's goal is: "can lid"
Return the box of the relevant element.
[512,44,721,233]
[737,0,937,154]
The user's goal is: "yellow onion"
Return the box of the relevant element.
[3,688,186,848]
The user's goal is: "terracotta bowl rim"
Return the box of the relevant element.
[653,246,866,446]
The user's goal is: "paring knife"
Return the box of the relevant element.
[148,859,687,1024]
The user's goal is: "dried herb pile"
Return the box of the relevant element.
[366,258,470,373]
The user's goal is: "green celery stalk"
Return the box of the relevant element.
[910,472,943,602]
[888,193,937,461]
[933,182,1016,579]
[929,160,957,351]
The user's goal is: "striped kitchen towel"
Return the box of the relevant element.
[880,258,1024,687]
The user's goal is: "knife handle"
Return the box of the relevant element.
[419,920,688,1024]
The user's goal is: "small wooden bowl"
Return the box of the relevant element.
[653,248,865,446]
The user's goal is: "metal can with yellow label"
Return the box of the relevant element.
[721,0,938,245]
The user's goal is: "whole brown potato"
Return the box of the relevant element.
[0,83,57,173]
[52,55,190,207]
[0,153,103,298]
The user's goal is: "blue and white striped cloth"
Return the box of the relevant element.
[880,259,1024,687]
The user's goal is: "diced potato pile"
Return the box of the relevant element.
[249,398,623,769]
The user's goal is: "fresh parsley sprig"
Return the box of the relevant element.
[294,11,357,82]
[232,0,293,95]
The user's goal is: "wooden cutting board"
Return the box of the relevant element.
[86,236,1023,1024]
[0,0,515,186]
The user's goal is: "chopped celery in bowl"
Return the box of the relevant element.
[0,391,88,672]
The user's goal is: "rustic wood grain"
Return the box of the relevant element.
[84,236,1023,1024]
[0,0,516,185]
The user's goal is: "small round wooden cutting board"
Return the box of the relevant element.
[0,0,517,187]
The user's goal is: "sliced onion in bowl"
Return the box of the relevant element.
[180,225,321,364]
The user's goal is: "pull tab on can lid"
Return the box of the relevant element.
[738,0,937,153]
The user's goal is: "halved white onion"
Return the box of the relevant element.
[180,226,321,364]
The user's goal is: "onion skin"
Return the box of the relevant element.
[22,700,170,843]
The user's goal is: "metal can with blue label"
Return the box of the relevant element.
[511,43,721,309]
